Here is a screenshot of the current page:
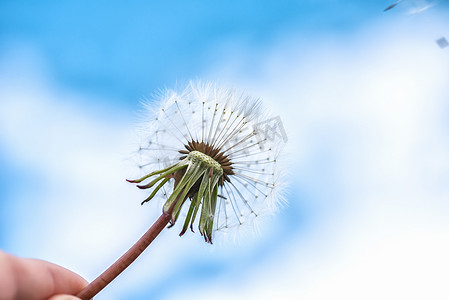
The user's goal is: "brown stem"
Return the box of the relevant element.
[76,212,171,300]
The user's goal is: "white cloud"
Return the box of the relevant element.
[0,50,207,299]
[0,47,284,300]
[190,11,449,300]
[1,10,449,300]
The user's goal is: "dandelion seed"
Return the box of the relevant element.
[383,0,437,14]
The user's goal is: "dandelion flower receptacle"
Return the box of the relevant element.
[128,150,224,243]
[76,81,287,300]
[132,81,286,243]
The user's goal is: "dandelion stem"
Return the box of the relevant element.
[76,211,172,300]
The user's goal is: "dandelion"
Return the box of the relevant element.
[76,81,286,299]
[133,81,285,242]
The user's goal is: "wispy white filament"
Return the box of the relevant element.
[136,81,286,238]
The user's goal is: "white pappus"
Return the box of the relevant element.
[129,81,286,243]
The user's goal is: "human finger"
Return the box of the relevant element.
[47,295,82,300]
[3,252,87,299]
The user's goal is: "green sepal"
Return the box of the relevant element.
[180,192,199,236]
[198,173,220,243]
[162,161,203,215]
[131,150,225,244]
[128,163,181,183]
[171,164,206,222]
[205,185,219,240]
[190,191,202,232]
[141,177,170,205]
[137,161,188,189]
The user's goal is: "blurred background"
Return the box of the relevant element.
[1,1,449,299]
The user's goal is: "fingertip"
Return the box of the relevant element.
[48,295,82,300]
[0,251,89,299]
[26,258,88,297]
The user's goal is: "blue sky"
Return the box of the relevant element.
[1,1,449,300]
[0,0,384,106]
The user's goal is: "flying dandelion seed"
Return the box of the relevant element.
[384,1,401,11]
[129,81,286,243]
[383,0,437,14]
[436,37,449,48]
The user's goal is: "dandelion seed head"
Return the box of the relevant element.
[131,81,287,243]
